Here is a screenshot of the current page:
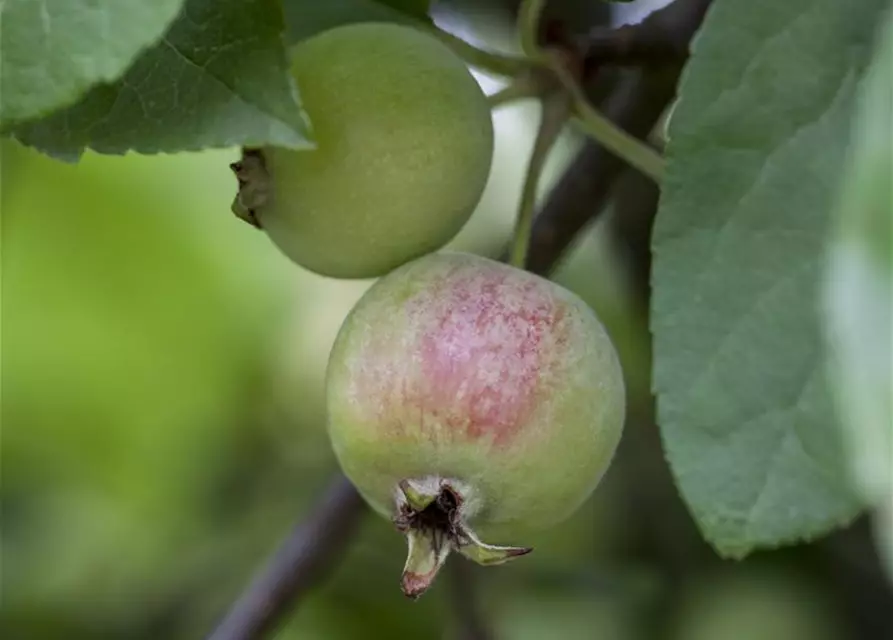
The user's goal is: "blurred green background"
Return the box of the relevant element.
[2,3,890,639]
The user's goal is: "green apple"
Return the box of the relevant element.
[232,23,494,279]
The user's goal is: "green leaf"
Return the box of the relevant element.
[823,10,893,578]
[0,0,185,126]
[282,0,431,45]
[10,0,311,161]
[651,0,888,557]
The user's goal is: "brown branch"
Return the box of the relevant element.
[447,557,494,640]
[607,157,663,305]
[206,475,366,640]
[525,0,714,275]
[522,67,679,275]
[579,0,715,71]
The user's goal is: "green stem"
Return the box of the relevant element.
[571,101,666,183]
[548,58,666,183]
[430,27,535,77]
[487,74,544,109]
[509,93,571,269]
[518,0,548,57]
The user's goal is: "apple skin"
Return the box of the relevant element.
[325,252,626,541]
[254,23,494,279]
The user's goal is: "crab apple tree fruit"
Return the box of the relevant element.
[325,252,626,598]
[230,22,494,279]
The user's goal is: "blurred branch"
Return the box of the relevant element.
[522,67,678,275]
[820,519,893,640]
[207,475,366,640]
[609,161,663,305]
[579,0,715,71]
[448,558,494,640]
[550,59,667,182]
[524,0,714,275]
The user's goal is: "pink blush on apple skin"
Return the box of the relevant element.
[348,266,571,448]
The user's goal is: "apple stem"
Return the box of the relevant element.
[429,28,537,78]
[487,76,542,109]
[509,92,571,269]
[518,0,548,58]
[543,53,667,183]
[229,148,271,229]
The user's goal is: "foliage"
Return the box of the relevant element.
[7,0,311,161]
[2,0,891,637]
[651,0,889,557]
[0,0,185,125]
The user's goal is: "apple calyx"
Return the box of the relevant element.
[392,476,532,599]
[229,148,270,229]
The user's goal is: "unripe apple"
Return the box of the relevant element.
[326,252,625,597]
[231,23,494,279]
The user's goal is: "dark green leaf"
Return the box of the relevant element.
[0,0,185,126]
[282,0,431,45]
[10,0,311,161]
[651,0,888,557]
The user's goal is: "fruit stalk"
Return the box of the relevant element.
[509,91,571,268]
